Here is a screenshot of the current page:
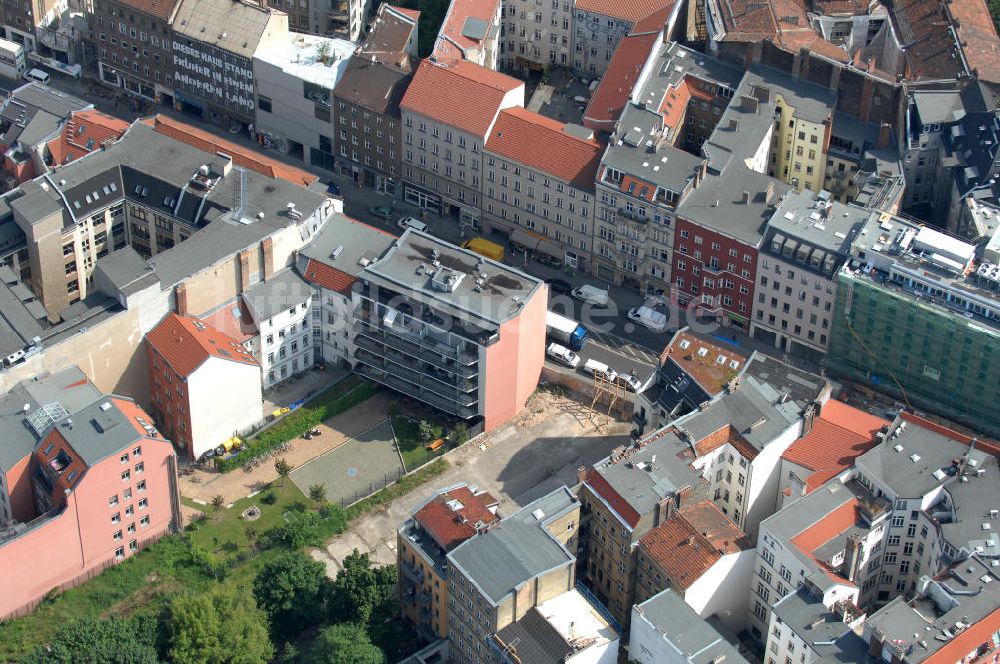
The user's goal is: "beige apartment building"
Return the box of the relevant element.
[446,487,579,664]
[400,59,523,228]
[750,190,868,360]
[499,0,574,73]
[482,107,601,272]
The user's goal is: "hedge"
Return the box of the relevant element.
[214,379,379,472]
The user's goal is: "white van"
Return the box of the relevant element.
[24,68,50,84]
[546,342,580,368]
[397,216,428,233]
[627,306,668,333]
[582,358,617,383]
[571,284,610,308]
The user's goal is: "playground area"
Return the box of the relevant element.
[288,418,404,506]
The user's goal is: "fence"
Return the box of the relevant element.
[338,467,406,508]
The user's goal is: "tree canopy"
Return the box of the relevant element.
[253,550,330,637]
[19,616,159,664]
[308,623,386,664]
[166,584,274,664]
[327,549,397,626]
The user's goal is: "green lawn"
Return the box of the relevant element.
[391,414,454,471]
[184,481,311,560]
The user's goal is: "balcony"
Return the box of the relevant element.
[354,316,479,372]
[617,207,649,225]
[400,560,425,584]
[355,362,478,419]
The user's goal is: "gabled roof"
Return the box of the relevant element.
[574,0,674,24]
[485,107,602,190]
[142,115,318,186]
[302,258,356,295]
[789,497,860,587]
[584,32,659,129]
[47,110,129,167]
[199,300,258,343]
[146,313,258,377]
[948,0,1000,85]
[115,0,182,21]
[639,500,748,591]
[585,466,642,528]
[782,400,886,490]
[414,485,500,551]
[400,59,523,137]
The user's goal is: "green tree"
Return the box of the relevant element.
[19,616,159,664]
[211,494,226,510]
[309,483,327,503]
[274,458,292,485]
[328,549,397,625]
[166,584,274,664]
[252,551,330,638]
[308,623,385,664]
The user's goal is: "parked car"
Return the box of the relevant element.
[326,180,342,196]
[546,342,581,368]
[367,205,394,219]
[547,278,573,295]
[571,284,610,308]
[398,216,428,232]
[616,369,644,392]
[582,358,617,383]
[627,306,669,333]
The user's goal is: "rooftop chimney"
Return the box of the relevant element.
[740,95,758,113]
[877,122,892,149]
[741,191,750,204]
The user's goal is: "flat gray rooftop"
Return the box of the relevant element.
[0,367,102,472]
[447,518,573,605]
[361,228,543,327]
[94,246,159,297]
[633,589,749,664]
[866,555,1000,663]
[243,269,312,320]
[767,189,869,256]
[299,213,397,279]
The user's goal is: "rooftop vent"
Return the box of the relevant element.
[429,266,464,293]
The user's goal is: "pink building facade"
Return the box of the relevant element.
[0,395,180,619]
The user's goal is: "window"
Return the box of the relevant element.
[120,452,129,463]
[134,461,144,474]
[109,495,119,507]
[139,498,148,509]
[137,480,146,493]
[141,515,150,527]
[115,546,125,560]
[112,512,121,524]
[258,95,272,113]
[129,540,138,552]
[121,470,130,482]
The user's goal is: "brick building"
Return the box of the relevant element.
[91,0,181,103]
[145,313,261,459]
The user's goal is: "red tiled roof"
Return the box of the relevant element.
[199,300,258,343]
[890,0,963,80]
[949,0,1000,83]
[414,486,499,551]
[782,401,886,484]
[924,606,1000,664]
[691,424,758,461]
[586,467,641,528]
[574,0,674,24]
[112,397,163,440]
[387,4,420,21]
[142,116,318,186]
[116,0,182,21]
[302,259,356,295]
[47,110,128,167]
[638,500,747,591]
[790,497,860,586]
[660,331,748,395]
[146,313,258,377]
[584,32,659,129]
[485,107,602,190]
[432,0,500,56]
[401,59,523,138]
[618,174,657,201]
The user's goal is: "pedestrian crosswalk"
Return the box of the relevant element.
[587,330,659,364]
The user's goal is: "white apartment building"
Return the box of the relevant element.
[253,32,355,171]
[750,190,869,361]
[400,59,524,228]
[296,214,396,369]
[243,269,315,387]
[765,587,868,664]
[630,589,750,664]
[482,107,600,272]
[749,475,887,641]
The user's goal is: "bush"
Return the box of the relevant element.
[215,380,378,472]
[260,490,278,505]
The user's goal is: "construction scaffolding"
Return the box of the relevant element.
[590,371,628,419]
